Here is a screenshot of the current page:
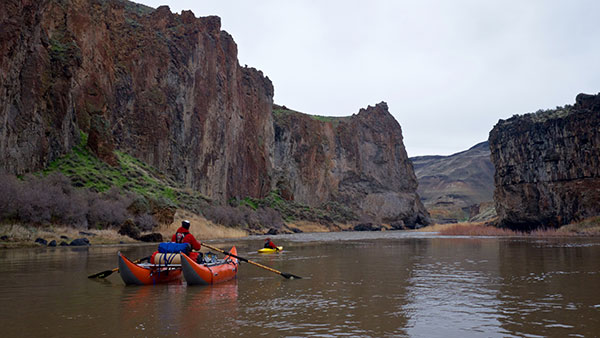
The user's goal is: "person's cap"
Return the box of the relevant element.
[265,238,270,241]
[182,220,191,228]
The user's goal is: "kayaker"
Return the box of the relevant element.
[172,220,201,251]
[264,237,278,250]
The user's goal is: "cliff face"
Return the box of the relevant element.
[411,141,496,223]
[1,0,273,202]
[1,0,428,226]
[489,93,600,230]
[1,0,80,173]
[273,103,430,227]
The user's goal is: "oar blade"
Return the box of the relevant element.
[280,272,302,280]
[97,270,116,279]
[88,269,114,279]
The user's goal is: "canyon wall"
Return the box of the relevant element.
[1,0,428,226]
[489,93,600,229]
[273,103,429,227]
[1,0,273,202]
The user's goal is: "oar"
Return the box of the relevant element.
[201,242,302,279]
[87,256,150,279]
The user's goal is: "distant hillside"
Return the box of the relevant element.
[410,142,496,223]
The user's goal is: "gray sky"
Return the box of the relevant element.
[137,0,600,156]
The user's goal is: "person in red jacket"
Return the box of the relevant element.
[172,220,201,251]
[264,238,278,250]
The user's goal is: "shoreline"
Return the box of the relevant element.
[417,220,600,237]
[3,215,599,249]
[0,209,355,249]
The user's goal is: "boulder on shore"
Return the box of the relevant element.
[139,233,163,242]
[70,238,90,246]
[34,238,48,245]
[353,223,383,231]
[119,219,141,240]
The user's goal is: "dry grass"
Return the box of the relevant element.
[158,209,248,241]
[558,216,600,235]
[416,222,475,233]
[422,218,600,237]
[438,223,522,236]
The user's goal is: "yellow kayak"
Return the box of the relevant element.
[258,246,283,253]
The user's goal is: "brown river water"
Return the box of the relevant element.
[1,231,599,337]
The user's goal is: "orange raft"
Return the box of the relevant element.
[118,251,182,285]
[181,247,239,285]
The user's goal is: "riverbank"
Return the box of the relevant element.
[418,217,600,236]
[0,224,138,249]
[0,208,356,249]
[4,214,599,249]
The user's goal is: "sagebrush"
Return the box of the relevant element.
[0,172,153,229]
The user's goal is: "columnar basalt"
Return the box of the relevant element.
[489,93,600,230]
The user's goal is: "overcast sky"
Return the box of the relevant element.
[137,0,600,156]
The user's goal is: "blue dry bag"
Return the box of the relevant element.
[158,242,191,254]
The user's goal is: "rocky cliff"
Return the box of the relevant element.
[489,93,600,230]
[1,0,428,226]
[411,141,496,223]
[273,103,429,227]
[1,0,273,202]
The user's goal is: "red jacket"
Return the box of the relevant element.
[171,227,201,251]
[264,240,277,249]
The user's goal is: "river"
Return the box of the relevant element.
[1,231,599,337]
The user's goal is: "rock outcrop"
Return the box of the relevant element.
[1,0,273,202]
[1,0,428,226]
[411,141,496,223]
[273,103,429,227]
[489,93,600,230]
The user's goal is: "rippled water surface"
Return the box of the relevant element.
[1,231,600,337]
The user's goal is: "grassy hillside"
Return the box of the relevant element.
[43,132,210,214]
[34,132,357,234]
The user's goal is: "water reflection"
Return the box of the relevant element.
[497,239,600,337]
[1,233,600,337]
[227,238,432,337]
[404,239,509,337]
[182,281,240,335]
[115,280,240,336]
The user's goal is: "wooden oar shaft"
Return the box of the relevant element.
[88,256,149,279]
[201,242,301,279]
[245,258,284,274]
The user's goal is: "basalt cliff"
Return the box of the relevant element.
[489,93,600,230]
[1,0,274,202]
[0,0,428,226]
[273,104,429,227]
